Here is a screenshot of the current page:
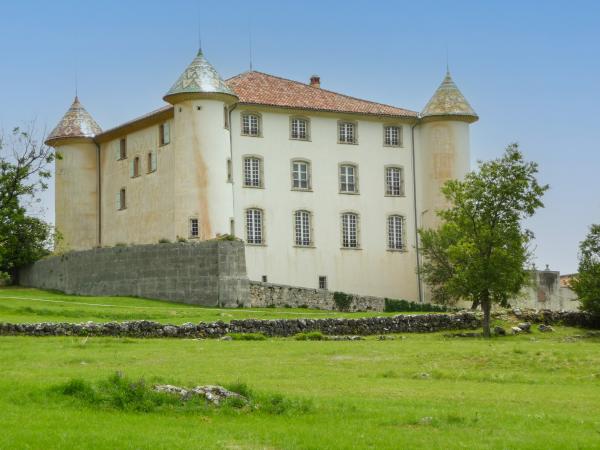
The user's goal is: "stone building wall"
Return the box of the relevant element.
[18,241,249,307]
[249,282,386,312]
[510,269,579,312]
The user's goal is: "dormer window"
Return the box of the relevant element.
[241,113,261,137]
[159,123,170,146]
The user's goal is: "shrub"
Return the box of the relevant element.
[228,333,267,341]
[384,298,450,313]
[0,271,11,286]
[294,331,327,341]
[158,238,171,244]
[176,236,187,243]
[114,242,127,247]
[333,292,353,311]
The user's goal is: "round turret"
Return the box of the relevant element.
[164,49,237,239]
[417,71,478,230]
[47,97,101,251]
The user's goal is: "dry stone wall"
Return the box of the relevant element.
[249,282,386,312]
[18,241,249,307]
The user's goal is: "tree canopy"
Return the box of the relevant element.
[419,144,548,337]
[571,224,600,316]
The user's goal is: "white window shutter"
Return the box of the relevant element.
[116,192,121,210]
[151,151,157,172]
[115,146,120,160]
[164,124,170,144]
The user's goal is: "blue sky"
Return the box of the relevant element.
[1,0,598,273]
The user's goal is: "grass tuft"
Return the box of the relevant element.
[227,333,267,341]
[294,331,327,341]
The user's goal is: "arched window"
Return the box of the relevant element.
[243,156,263,188]
[339,164,358,193]
[294,210,312,246]
[291,159,311,190]
[246,208,264,245]
[387,215,405,250]
[341,212,359,248]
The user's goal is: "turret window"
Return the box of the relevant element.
[243,156,263,188]
[385,166,404,196]
[246,208,264,245]
[384,125,402,147]
[339,164,358,194]
[338,121,357,144]
[387,215,406,250]
[241,113,261,137]
[159,123,170,146]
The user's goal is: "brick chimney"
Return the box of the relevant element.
[310,75,320,88]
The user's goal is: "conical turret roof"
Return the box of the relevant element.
[421,71,478,122]
[164,49,237,103]
[46,96,102,145]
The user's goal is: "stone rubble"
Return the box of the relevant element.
[154,384,246,405]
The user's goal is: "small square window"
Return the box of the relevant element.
[262,275,268,283]
[319,276,327,290]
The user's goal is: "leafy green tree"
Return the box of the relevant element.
[0,126,56,281]
[419,144,548,337]
[571,224,600,316]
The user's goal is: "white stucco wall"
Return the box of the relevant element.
[231,107,420,300]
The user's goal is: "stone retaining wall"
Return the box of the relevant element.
[0,312,480,338]
[249,282,386,312]
[18,241,249,307]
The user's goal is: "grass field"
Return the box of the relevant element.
[1,288,600,449]
[0,287,403,324]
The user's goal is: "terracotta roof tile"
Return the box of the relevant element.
[226,71,417,118]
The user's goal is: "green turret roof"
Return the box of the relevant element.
[164,49,237,102]
[46,96,102,145]
[421,71,477,121]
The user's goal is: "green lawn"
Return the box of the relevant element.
[1,288,599,449]
[0,287,402,324]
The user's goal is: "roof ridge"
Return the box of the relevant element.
[226,70,416,114]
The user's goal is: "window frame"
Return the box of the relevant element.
[383,124,403,147]
[384,165,405,197]
[147,151,157,174]
[340,211,360,249]
[387,214,406,251]
[293,209,313,247]
[131,155,141,178]
[290,159,312,191]
[245,207,265,246]
[117,188,127,211]
[337,120,358,145]
[242,155,264,188]
[159,122,170,146]
[289,116,311,141]
[318,276,328,290]
[240,111,262,137]
[189,217,200,239]
[338,162,359,194]
[119,138,127,160]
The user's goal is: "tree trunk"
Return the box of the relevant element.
[481,299,492,338]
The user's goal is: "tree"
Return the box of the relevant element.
[571,224,600,316]
[418,144,548,337]
[0,125,56,281]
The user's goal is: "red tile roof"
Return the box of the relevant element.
[226,71,417,118]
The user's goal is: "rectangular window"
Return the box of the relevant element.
[243,157,262,187]
[339,164,357,193]
[388,215,405,250]
[386,167,404,196]
[117,188,126,210]
[384,126,401,146]
[242,113,260,136]
[262,275,268,283]
[119,138,127,159]
[224,106,230,129]
[131,156,140,178]
[294,210,311,246]
[189,218,199,238]
[160,123,170,146]
[226,158,232,183]
[246,208,263,244]
[319,276,327,290]
[341,213,358,248]
[292,160,310,190]
[338,122,356,144]
[148,151,157,173]
[291,118,308,140]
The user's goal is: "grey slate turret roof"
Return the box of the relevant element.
[421,71,478,121]
[164,49,237,101]
[46,96,102,145]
